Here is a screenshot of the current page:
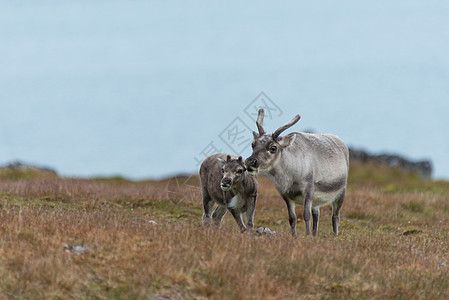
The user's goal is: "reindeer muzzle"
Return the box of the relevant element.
[244,158,259,176]
[220,177,232,191]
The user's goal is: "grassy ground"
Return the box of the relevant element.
[1,162,449,299]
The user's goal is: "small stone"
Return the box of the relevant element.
[64,244,87,254]
[438,262,449,269]
[148,220,157,224]
[255,227,277,236]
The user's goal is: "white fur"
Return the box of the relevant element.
[294,190,342,207]
[227,195,245,209]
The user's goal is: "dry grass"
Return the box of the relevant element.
[1,163,449,299]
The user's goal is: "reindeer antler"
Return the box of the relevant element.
[256,108,265,135]
[272,114,301,139]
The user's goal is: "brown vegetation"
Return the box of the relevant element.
[1,163,449,299]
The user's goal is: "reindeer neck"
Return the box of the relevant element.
[234,174,256,197]
[231,179,245,194]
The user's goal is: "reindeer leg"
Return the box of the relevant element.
[245,194,257,232]
[303,183,314,236]
[229,208,246,232]
[332,188,346,235]
[312,207,320,236]
[211,205,227,228]
[283,196,297,236]
[202,192,215,227]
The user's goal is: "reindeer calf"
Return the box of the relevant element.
[200,154,257,232]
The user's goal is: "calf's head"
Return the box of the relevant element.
[245,109,300,175]
[217,155,246,191]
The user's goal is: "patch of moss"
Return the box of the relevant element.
[0,168,58,180]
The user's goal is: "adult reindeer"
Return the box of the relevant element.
[245,109,349,236]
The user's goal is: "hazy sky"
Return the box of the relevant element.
[1,1,449,179]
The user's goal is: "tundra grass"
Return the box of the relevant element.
[0,163,448,299]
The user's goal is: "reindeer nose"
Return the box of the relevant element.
[221,177,232,185]
[245,157,258,168]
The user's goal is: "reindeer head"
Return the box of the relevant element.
[217,155,247,191]
[245,109,300,175]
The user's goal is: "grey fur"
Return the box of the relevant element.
[200,153,258,232]
[245,109,349,236]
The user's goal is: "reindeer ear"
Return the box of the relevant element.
[217,158,225,167]
[278,133,296,148]
[226,155,231,162]
[238,156,243,162]
[252,131,259,140]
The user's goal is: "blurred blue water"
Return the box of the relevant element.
[1,1,448,179]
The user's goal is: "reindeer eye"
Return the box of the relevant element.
[251,142,256,149]
[237,169,243,174]
[270,145,277,153]
[221,168,225,173]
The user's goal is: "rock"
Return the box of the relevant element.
[1,160,57,175]
[348,147,432,179]
[64,244,87,254]
[153,296,172,300]
[255,227,277,236]
[438,262,449,269]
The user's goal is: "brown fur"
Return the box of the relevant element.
[199,153,258,232]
